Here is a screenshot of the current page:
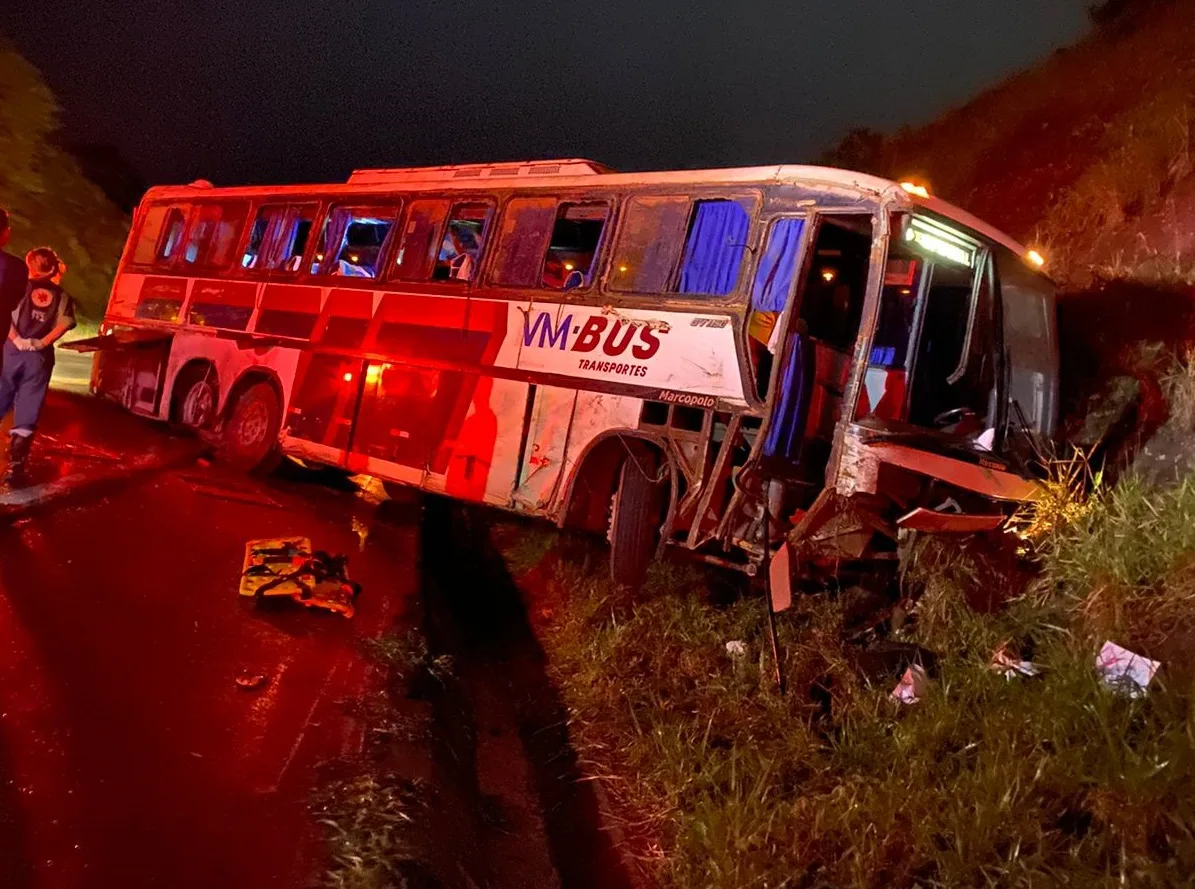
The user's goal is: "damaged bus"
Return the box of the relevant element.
[74,160,1058,588]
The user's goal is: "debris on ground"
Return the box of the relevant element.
[351,515,370,551]
[725,640,747,658]
[234,671,269,691]
[182,475,284,508]
[891,663,929,704]
[990,644,1042,680]
[239,537,361,618]
[1096,640,1160,698]
[38,434,122,462]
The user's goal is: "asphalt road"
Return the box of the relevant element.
[0,447,421,888]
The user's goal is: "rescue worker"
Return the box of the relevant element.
[0,247,76,484]
[0,209,30,347]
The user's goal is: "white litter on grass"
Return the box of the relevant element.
[1097,641,1161,698]
[725,640,748,658]
[891,664,929,704]
[990,646,1041,680]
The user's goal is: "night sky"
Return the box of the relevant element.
[4,1,1091,188]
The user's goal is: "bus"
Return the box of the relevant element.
[73,159,1058,588]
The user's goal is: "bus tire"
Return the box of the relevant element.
[219,381,282,473]
[173,365,216,431]
[608,452,665,590]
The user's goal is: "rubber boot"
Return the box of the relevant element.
[7,433,32,486]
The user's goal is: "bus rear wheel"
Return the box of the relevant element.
[608,451,666,590]
[220,381,282,473]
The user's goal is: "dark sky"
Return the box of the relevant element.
[4,1,1091,188]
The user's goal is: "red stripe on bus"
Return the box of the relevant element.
[325,289,374,319]
[190,280,257,307]
[139,277,187,302]
[377,293,466,328]
[262,284,321,313]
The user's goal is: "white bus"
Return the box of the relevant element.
[73,159,1058,587]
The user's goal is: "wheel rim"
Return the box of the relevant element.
[236,399,270,450]
[182,382,213,428]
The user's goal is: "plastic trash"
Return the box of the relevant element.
[990,645,1041,680]
[725,640,748,658]
[891,663,929,704]
[1096,641,1160,698]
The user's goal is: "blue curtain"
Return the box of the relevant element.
[762,333,814,465]
[678,201,750,295]
[751,217,805,312]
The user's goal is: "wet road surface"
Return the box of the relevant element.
[0,458,420,889]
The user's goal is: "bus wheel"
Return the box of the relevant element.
[174,367,216,430]
[220,382,282,473]
[608,452,665,590]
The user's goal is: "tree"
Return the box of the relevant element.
[0,42,130,320]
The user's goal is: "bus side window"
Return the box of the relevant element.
[542,202,609,290]
[242,205,284,269]
[608,196,689,293]
[491,197,558,288]
[393,199,449,281]
[271,205,317,273]
[676,199,752,296]
[313,206,399,279]
[131,205,170,265]
[182,202,249,270]
[433,202,493,282]
[156,207,189,265]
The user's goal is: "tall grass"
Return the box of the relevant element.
[508,470,1195,888]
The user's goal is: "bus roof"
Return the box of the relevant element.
[144,160,1029,258]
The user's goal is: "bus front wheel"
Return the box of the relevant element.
[220,382,282,473]
[608,452,665,590]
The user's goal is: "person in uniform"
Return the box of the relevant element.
[0,247,76,483]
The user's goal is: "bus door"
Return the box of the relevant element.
[760,214,873,484]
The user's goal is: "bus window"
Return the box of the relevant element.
[131,205,171,265]
[156,208,188,264]
[608,196,690,293]
[492,197,557,288]
[433,203,493,282]
[267,205,317,273]
[314,206,398,279]
[677,199,752,296]
[242,206,279,269]
[182,202,249,270]
[393,199,448,281]
[542,202,608,290]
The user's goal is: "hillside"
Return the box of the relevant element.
[0,43,129,320]
[828,0,1195,294]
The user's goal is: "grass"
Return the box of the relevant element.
[503,472,1195,888]
[313,632,452,889]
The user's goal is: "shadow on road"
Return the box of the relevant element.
[419,497,634,889]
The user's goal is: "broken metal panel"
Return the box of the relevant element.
[896,507,1004,533]
[546,391,644,520]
